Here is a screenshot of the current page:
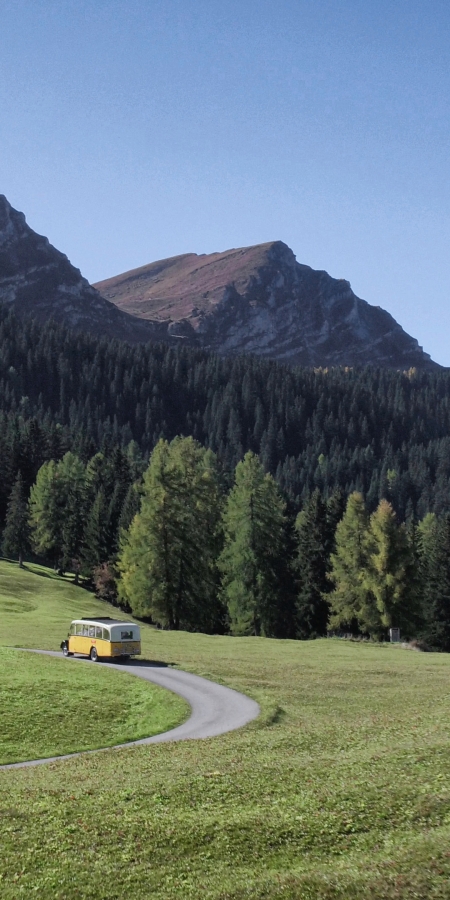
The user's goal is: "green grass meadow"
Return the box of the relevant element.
[1,560,450,898]
[0,647,188,765]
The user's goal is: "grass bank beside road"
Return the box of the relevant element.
[0,647,188,765]
[1,560,450,898]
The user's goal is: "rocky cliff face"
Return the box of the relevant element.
[0,195,160,343]
[95,241,438,369]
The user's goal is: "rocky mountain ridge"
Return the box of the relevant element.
[0,195,438,369]
[0,195,161,343]
[95,241,437,369]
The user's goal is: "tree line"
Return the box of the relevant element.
[3,435,449,651]
[3,305,450,536]
[2,445,142,581]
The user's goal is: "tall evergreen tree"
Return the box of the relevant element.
[81,488,110,576]
[364,499,418,639]
[324,488,346,557]
[2,472,30,567]
[294,489,330,638]
[328,492,373,634]
[118,437,224,631]
[29,452,86,574]
[29,459,64,564]
[219,451,286,636]
[58,452,88,577]
[118,481,142,535]
[106,448,133,555]
[418,513,450,651]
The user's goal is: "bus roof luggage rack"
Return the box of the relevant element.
[81,617,126,624]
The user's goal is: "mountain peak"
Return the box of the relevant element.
[95,242,437,369]
[0,196,158,342]
[0,196,438,369]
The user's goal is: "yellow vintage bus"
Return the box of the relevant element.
[60,617,141,662]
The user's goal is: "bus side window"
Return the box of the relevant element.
[69,624,76,635]
[76,624,83,636]
[102,628,110,641]
[95,626,102,638]
[82,624,90,636]
[89,625,95,638]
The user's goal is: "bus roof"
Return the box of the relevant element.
[80,617,129,624]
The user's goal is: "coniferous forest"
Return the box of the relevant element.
[1,303,450,649]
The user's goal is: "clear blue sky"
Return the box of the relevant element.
[1,0,449,363]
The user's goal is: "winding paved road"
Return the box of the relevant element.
[0,650,260,770]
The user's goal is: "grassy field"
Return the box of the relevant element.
[0,647,188,765]
[1,560,450,898]
[0,559,137,650]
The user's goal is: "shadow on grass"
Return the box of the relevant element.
[1,560,90,589]
[21,567,59,581]
[1,558,52,577]
[10,563,72,583]
[99,657,175,669]
[9,650,177,669]
[259,704,286,727]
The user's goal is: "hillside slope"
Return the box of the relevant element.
[0,195,164,343]
[95,241,438,369]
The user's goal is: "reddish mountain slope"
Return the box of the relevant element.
[95,244,281,324]
[95,241,437,369]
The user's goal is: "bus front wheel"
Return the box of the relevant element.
[90,647,98,662]
[61,642,72,657]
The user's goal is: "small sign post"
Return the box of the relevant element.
[389,627,401,643]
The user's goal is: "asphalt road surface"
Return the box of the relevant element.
[1,650,260,770]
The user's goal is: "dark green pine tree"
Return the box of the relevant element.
[58,453,88,579]
[219,451,287,637]
[271,504,298,639]
[118,482,142,534]
[418,513,450,651]
[294,489,330,639]
[417,513,438,629]
[81,489,110,576]
[106,448,133,554]
[2,472,30,568]
[29,459,64,565]
[324,488,346,557]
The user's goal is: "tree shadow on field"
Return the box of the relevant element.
[14,563,73,583]
[22,567,55,580]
